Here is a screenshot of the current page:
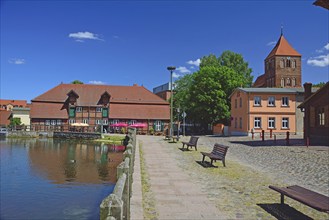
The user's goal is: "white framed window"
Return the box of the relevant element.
[254,117,261,128]
[76,107,82,112]
[268,96,275,106]
[57,120,62,125]
[51,120,56,125]
[268,117,275,129]
[282,117,289,129]
[130,120,137,125]
[254,96,261,106]
[154,120,162,131]
[69,119,75,124]
[282,97,289,106]
[96,107,102,112]
[82,119,89,124]
[239,117,242,129]
[96,119,101,125]
[318,108,325,126]
[286,78,291,86]
[45,120,50,125]
[103,119,108,125]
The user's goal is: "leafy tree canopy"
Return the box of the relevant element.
[313,82,326,88]
[71,80,84,84]
[10,118,21,126]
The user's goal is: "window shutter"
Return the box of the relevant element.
[161,121,164,131]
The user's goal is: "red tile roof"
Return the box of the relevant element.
[0,110,11,126]
[110,103,170,120]
[32,84,168,105]
[253,74,266,88]
[0,99,28,108]
[266,35,301,59]
[30,102,68,119]
[31,83,170,120]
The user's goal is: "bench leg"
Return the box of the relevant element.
[280,194,284,204]
[202,155,206,163]
[195,145,197,151]
[182,143,185,149]
[222,159,226,167]
[210,159,213,165]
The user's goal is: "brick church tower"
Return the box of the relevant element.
[253,33,302,88]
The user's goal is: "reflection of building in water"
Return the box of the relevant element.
[28,141,123,184]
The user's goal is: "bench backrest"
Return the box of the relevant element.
[211,144,229,159]
[189,136,199,145]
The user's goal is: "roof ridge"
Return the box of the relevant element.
[265,35,301,60]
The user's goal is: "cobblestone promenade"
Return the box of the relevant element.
[131,135,329,220]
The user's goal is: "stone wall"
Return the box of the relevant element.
[53,132,101,139]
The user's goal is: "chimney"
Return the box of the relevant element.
[304,82,312,99]
[133,84,138,86]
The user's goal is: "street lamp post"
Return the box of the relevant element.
[167,66,176,138]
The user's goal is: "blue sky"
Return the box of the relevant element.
[1,0,328,102]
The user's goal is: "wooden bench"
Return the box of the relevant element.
[181,136,199,150]
[269,185,329,213]
[200,143,229,167]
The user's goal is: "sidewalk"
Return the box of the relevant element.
[130,135,228,220]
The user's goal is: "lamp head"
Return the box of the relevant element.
[167,66,176,71]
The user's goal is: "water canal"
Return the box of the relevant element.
[0,138,123,220]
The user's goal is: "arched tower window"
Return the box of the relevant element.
[292,60,296,68]
[280,60,284,68]
[292,78,296,87]
[286,78,291,86]
[281,78,285,87]
[286,59,291,68]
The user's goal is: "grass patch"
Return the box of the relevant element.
[139,141,158,220]
[94,135,123,144]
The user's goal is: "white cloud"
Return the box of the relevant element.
[176,66,191,74]
[89,80,106,85]
[186,58,200,67]
[324,43,329,50]
[69,31,103,42]
[267,41,277,47]
[307,54,329,67]
[9,58,25,65]
[172,72,180,78]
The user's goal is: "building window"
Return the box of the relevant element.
[234,118,237,128]
[154,120,162,131]
[280,60,284,68]
[239,117,242,129]
[69,119,75,124]
[318,108,325,126]
[45,120,50,125]
[234,99,237,108]
[76,107,82,112]
[268,96,275,106]
[112,119,119,124]
[254,96,261,106]
[292,60,296,68]
[286,78,291,86]
[239,97,242,107]
[57,120,62,125]
[282,97,289,106]
[268,117,275,129]
[82,119,89,124]
[286,59,291,67]
[254,117,261,128]
[51,120,56,125]
[282,117,289,129]
[129,120,137,125]
[96,119,101,125]
[96,107,102,112]
[69,107,75,118]
[281,78,285,87]
[292,78,296,87]
[103,119,108,125]
[102,108,108,117]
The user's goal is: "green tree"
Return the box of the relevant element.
[71,80,84,84]
[313,82,326,88]
[10,118,21,126]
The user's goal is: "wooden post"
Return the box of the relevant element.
[262,130,265,141]
[286,131,290,145]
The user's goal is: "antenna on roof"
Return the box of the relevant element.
[281,24,283,36]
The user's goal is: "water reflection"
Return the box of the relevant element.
[25,139,123,184]
[0,138,123,220]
